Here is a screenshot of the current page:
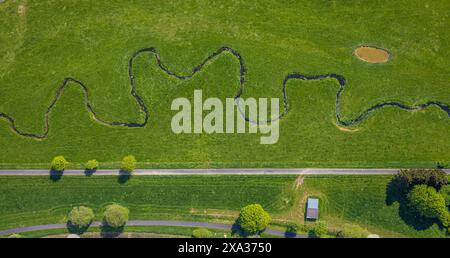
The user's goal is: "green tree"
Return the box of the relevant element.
[310,220,328,238]
[192,228,213,238]
[394,169,448,191]
[439,211,450,228]
[407,185,447,218]
[86,159,99,170]
[238,204,271,234]
[51,156,68,171]
[68,206,95,228]
[121,155,136,173]
[103,204,129,228]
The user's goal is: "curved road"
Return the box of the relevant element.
[0,220,305,238]
[1,168,449,176]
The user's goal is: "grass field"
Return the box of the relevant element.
[0,0,449,168]
[0,175,297,230]
[301,175,450,238]
[4,226,231,238]
[0,175,448,237]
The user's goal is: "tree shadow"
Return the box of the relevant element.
[385,176,407,206]
[49,168,63,182]
[84,168,96,177]
[100,222,124,238]
[230,220,246,237]
[386,176,435,231]
[117,170,132,184]
[66,221,90,235]
[231,219,268,238]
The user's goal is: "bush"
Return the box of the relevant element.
[334,224,370,238]
[103,204,129,228]
[121,155,136,173]
[68,206,95,228]
[51,156,68,171]
[437,161,448,169]
[86,159,99,170]
[286,223,299,234]
[407,185,447,219]
[309,220,327,238]
[238,204,271,234]
[192,228,213,238]
[395,169,448,190]
[8,234,23,238]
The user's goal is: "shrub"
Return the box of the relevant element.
[407,185,447,219]
[86,159,99,170]
[103,204,129,228]
[121,155,136,173]
[309,220,327,238]
[68,206,95,228]
[238,204,271,234]
[436,161,448,169]
[8,234,23,238]
[395,169,448,190]
[51,156,68,171]
[192,228,213,238]
[334,224,370,238]
[286,223,299,234]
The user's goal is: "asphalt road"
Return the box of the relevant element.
[0,220,305,238]
[2,168,448,176]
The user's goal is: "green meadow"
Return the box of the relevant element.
[0,176,296,230]
[301,175,450,238]
[0,0,449,168]
[0,175,448,237]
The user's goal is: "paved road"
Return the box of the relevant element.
[0,220,305,238]
[1,168,448,176]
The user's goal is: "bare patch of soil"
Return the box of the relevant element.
[295,176,304,190]
[17,4,26,16]
[190,208,239,218]
[354,46,390,63]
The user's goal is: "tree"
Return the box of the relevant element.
[68,206,95,228]
[407,185,447,219]
[192,228,213,238]
[238,204,271,234]
[86,159,99,170]
[439,211,450,228]
[121,155,136,173]
[309,220,328,238]
[103,204,129,228]
[51,156,68,171]
[394,169,448,191]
